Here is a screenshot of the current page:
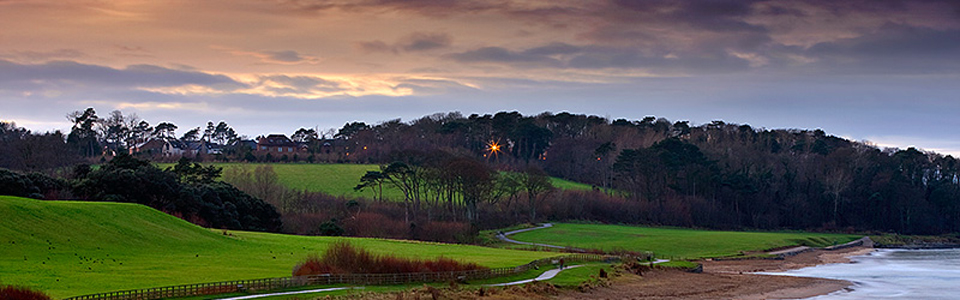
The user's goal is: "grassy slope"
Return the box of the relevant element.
[159,163,592,200]
[508,223,860,260]
[0,196,555,298]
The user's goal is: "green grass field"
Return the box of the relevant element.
[508,223,861,260]
[0,196,557,298]
[159,163,593,200]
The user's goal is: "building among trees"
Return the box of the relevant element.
[256,134,301,154]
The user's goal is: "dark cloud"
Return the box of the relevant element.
[399,32,452,51]
[356,40,394,53]
[755,4,807,17]
[357,32,452,54]
[441,0,960,75]
[523,43,582,56]
[445,47,562,67]
[804,24,960,73]
[279,0,506,16]
[446,43,752,74]
[222,48,320,64]
[809,23,960,58]
[287,0,960,75]
[256,50,320,64]
[0,59,246,90]
[263,50,311,63]
[658,0,764,33]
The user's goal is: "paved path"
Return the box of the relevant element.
[216,224,672,299]
[496,223,670,265]
[495,223,589,251]
[483,265,585,287]
[767,246,811,256]
[215,265,590,299]
[215,287,362,300]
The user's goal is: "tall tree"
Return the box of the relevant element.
[153,122,178,140]
[213,121,238,145]
[335,122,370,139]
[181,127,201,142]
[203,121,216,142]
[520,166,553,223]
[66,108,100,157]
[128,120,153,146]
[354,171,385,201]
[292,128,318,143]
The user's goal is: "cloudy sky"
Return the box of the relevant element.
[2,0,959,154]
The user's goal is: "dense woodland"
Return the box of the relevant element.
[287,111,960,235]
[2,109,960,239]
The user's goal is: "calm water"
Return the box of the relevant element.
[764,248,960,299]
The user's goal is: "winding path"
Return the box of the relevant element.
[215,287,362,300]
[213,223,673,300]
[213,266,587,300]
[495,223,582,250]
[496,223,670,264]
[484,265,584,287]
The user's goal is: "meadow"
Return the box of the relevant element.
[158,163,593,200]
[507,223,861,260]
[0,196,556,298]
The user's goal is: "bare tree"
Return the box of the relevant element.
[520,166,553,223]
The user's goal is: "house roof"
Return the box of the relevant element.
[258,134,296,146]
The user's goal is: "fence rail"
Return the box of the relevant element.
[64,254,614,300]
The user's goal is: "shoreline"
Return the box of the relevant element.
[556,246,873,300]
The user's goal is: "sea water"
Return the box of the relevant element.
[764,248,960,299]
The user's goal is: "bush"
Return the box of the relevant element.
[72,154,282,232]
[0,285,52,300]
[318,219,345,236]
[0,168,39,197]
[292,241,486,276]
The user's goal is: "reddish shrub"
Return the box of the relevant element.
[0,285,52,300]
[342,212,407,238]
[416,221,472,243]
[292,241,486,276]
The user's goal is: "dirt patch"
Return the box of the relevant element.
[704,246,874,274]
[557,247,871,300]
[555,269,848,300]
[328,282,559,300]
[326,247,872,300]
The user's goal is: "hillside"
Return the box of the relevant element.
[159,163,593,200]
[0,196,555,298]
[507,223,860,259]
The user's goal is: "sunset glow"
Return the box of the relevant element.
[2,0,959,154]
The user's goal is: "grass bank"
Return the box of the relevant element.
[507,223,860,260]
[157,163,593,200]
[0,196,556,298]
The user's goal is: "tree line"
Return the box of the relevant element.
[65,107,242,153]
[1,154,281,232]
[331,112,960,234]
[3,109,960,235]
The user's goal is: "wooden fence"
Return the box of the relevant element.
[63,254,613,300]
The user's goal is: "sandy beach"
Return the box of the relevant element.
[555,247,874,300]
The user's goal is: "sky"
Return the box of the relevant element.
[1,0,959,155]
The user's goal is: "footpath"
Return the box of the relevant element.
[496,223,670,265]
[214,265,584,300]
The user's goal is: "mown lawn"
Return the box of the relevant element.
[0,196,556,298]
[158,163,593,200]
[507,223,861,260]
